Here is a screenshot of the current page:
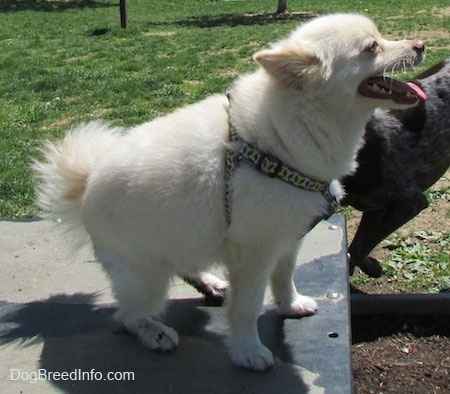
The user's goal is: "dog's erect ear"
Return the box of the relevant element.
[254,45,321,89]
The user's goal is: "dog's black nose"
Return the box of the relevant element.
[413,40,425,55]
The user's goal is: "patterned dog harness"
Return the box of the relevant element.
[224,115,339,225]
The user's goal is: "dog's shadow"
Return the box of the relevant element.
[0,293,317,393]
[150,12,314,29]
[0,0,114,13]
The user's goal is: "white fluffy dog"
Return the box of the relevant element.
[34,13,425,371]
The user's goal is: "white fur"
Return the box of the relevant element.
[33,13,423,371]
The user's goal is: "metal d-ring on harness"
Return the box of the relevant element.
[224,99,339,225]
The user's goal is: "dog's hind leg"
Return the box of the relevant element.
[271,245,317,317]
[349,193,428,277]
[96,247,179,351]
[181,272,228,305]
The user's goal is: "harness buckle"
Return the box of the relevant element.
[256,154,282,178]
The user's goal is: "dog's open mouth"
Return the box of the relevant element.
[358,76,427,104]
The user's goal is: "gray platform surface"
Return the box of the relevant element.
[0,215,350,393]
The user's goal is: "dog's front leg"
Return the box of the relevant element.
[227,259,274,371]
[271,246,318,317]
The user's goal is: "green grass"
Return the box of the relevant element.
[1,0,449,218]
[350,230,450,293]
[383,177,450,292]
[381,231,450,292]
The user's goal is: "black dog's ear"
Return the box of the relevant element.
[253,44,322,89]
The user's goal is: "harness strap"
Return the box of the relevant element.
[224,121,339,225]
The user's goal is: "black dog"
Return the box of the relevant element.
[342,58,450,277]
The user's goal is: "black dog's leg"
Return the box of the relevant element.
[349,193,428,277]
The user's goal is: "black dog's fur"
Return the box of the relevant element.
[343,58,450,277]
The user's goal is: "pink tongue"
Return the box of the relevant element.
[407,82,427,100]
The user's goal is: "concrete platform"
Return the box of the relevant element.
[0,215,351,393]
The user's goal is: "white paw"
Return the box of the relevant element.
[184,273,229,304]
[208,274,229,293]
[126,317,179,352]
[201,273,229,301]
[278,295,318,317]
[230,343,274,371]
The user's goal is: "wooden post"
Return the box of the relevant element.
[120,0,128,28]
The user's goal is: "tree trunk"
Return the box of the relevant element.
[276,0,288,14]
[120,0,128,28]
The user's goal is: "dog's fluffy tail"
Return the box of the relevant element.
[33,121,124,245]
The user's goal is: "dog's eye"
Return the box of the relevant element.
[366,41,379,53]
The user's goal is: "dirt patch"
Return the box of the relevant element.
[353,327,450,393]
[352,314,450,393]
[144,31,176,37]
[41,116,75,131]
[432,6,450,18]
